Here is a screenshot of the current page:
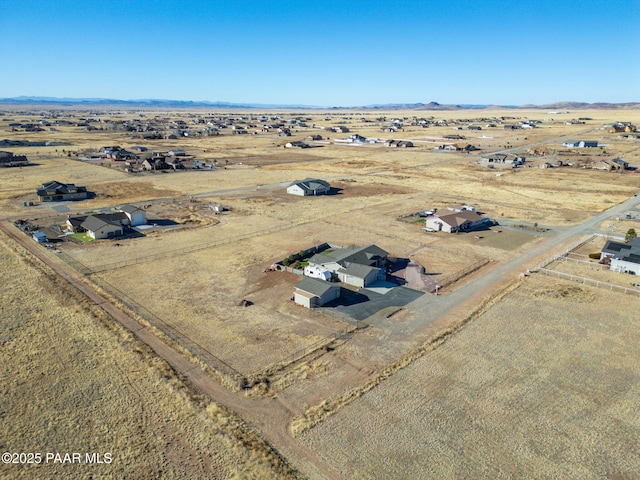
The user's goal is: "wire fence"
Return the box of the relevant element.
[537,268,640,297]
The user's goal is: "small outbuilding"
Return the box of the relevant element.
[293,277,341,308]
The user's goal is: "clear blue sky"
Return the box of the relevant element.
[1,0,638,106]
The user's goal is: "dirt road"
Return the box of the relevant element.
[0,220,343,480]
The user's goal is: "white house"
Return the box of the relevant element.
[425,211,490,233]
[600,237,640,275]
[307,244,388,288]
[287,178,331,196]
[118,204,147,227]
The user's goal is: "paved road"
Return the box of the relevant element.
[371,194,640,334]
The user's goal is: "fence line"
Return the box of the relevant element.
[430,257,491,292]
[537,268,640,297]
[534,234,597,271]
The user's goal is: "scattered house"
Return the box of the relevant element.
[286,178,331,196]
[293,277,341,308]
[600,237,640,275]
[481,154,525,166]
[80,215,124,240]
[0,151,28,167]
[307,244,388,288]
[424,210,490,233]
[384,139,414,148]
[32,232,47,243]
[439,143,477,152]
[107,149,137,161]
[335,134,367,144]
[331,126,350,133]
[285,141,309,149]
[118,204,147,226]
[467,125,482,130]
[142,157,171,171]
[306,134,323,141]
[591,160,622,172]
[562,140,599,148]
[36,180,89,202]
[613,157,630,170]
[443,134,465,141]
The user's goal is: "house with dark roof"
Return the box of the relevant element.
[562,140,599,148]
[600,237,640,275]
[293,277,341,308]
[36,180,89,202]
[286,178,331,196]
[0,151,28,167]
[424,210,490,233]
[307,244,387,288]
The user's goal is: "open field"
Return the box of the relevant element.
[2,107,639,478]
[299,274,640,479]
[0,231,299,479]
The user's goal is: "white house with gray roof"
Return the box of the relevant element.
[307,244,387,288]
[287,178,331,196]
[601,237,640,275]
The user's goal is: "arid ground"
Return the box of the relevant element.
[1,106,638,478]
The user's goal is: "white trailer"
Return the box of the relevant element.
[303,265,331,281]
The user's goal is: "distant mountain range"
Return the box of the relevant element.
[0,96,638,110]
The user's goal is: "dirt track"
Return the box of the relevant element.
[0,219,342,480]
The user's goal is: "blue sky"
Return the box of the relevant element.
[1,0,638,106]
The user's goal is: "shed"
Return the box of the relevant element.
[293,277,340,308]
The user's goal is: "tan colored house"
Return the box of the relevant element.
[425,211,490,233]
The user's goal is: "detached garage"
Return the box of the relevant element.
[293,277,340,308]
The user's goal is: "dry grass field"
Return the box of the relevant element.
[299,274,640,479]
[2,107,639,477]
[0,233,299,479]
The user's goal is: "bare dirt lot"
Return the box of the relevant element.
[0,232,298,480]
[299,274,640,479]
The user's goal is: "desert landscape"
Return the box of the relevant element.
[0,102,638,479]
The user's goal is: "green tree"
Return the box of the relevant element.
[625,228,637,243]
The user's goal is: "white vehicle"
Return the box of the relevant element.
[303,265,331,281]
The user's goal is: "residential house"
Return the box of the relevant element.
[36,180,89,202]
[385,140,414,148]
[562,140,599,148]
[286,178,331,196]
[424,210,490,233]
[0,151,28,167]
[285,141,309,149]
[307,244,388,288]
[118,204,147,226]
[293,277,341,308]
[600,237,640,275]
[81,215,123,240]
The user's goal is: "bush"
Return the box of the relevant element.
[588,253,601,259]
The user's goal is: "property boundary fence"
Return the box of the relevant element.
[276,325,357,370]
[533,234,597,271]
[90,275,246,385]
[429,257,491,292]
[537,268,640,297]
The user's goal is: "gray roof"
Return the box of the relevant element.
[37,180,87,196]
[338,263,379,279]
[119,204,143,214]
[295,277,338,297]
[289,178,330,192]
[80,215,122,232]
[309,244,388,268]
[602,237,640,264]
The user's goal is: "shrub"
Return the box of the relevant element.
[588,253,601,259]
